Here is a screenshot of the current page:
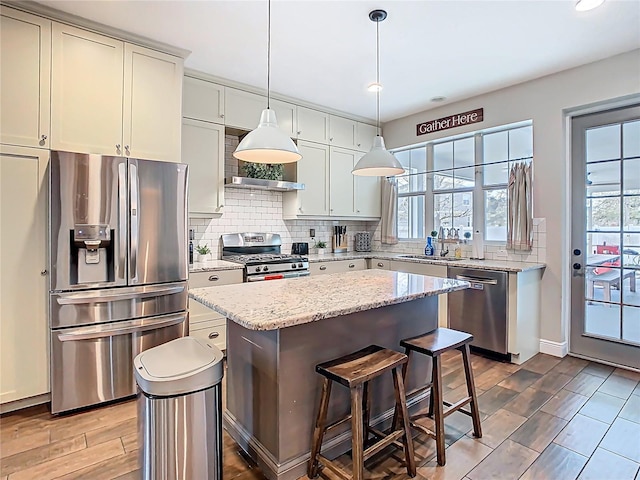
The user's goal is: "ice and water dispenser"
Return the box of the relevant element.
[70,223,114,285]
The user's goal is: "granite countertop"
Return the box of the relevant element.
[306,251,545,273]
[189,260,243,273]
[189,269,469,331]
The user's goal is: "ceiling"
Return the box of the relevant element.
[33,0,640,123]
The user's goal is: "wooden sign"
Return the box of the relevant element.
[416,108,484,136]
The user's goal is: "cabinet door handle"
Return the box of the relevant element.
[41,269,48,276]
[349,264,355,268]
[220,114,225,118]
[208,331,220,339]
[41,134,48,140]
[297,130,301,135]
[208,275,219,281]
[125,145,130,154]
[377,262,384,268]
[329,137,333,142]
[357,143,361,147]
[116,144,121,150]
[319,265,327,271]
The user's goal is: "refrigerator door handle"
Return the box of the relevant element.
[56,313,187,341]
[130,162,139,283]
[56,284,185,305]
[118,162,127,279]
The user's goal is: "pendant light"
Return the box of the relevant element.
[234,0,301,164]
[352,9,404,177]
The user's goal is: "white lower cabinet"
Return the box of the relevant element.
[0,145,49,406]
[310,259,367,275]
[188,269,243,351]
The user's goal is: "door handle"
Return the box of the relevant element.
[56,285,185,305]
[56,313,186,341]
[118,162,127,279]
[319,265,327,271]
[208,275,219,282]
[130,162,139,283]
[455,275,498,285]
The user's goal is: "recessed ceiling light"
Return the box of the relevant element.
[575,0,604,11]
[368,82,383,92]
[430,96,446,102]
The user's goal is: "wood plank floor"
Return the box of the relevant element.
[1,352,639,480]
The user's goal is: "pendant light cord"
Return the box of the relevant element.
[376,17,380,135]
[267,0,271,109]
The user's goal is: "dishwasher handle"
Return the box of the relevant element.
[455,274,498,285]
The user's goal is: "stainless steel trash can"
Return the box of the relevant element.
[134,336,224,480]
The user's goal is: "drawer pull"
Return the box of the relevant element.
[208,275,219,281]
[349,264,355,268]
[208,331,220,339]
[377,262,384,267]
[319,265,327,271]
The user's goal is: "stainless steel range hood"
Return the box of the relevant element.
[224,177,305,191]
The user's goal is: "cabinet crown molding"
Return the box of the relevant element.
[2,1,190,59]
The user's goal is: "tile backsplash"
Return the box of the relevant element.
[189,189,378,257]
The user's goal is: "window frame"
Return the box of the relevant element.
[392,122,533,243]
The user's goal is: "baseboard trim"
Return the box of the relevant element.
[539,339,568,358]
[0,393,50,414]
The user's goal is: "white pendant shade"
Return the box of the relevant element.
[233,109,302,164]
[352,136,405,176]
[575,0,604,11]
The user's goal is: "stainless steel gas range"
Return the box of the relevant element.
[222,233,309,282]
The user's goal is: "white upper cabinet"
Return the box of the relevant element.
[284,140,329,217]
[0,8,51,149]
[329,146,357,216]
[355,173,381,217]
[296,107,329,143]
[123,44,183,162]
[356,123,377,152]
[183,76,225,124]
[329,116,357,150]
[51,23,183,161]
[271,99,297,138]
[181,118,225,216]
[51,23,124,156]
[224,88,265,131]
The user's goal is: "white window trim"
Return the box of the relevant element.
[393,122,533,243]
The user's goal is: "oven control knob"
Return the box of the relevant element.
[291,264,297,269]
[298,263,303,268]
[255,266,261,272]
[263,266,269,272]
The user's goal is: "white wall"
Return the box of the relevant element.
[382,49,640,347]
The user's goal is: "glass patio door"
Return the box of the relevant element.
[570,105,640,369]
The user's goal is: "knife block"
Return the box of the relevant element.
[332,234,348,253]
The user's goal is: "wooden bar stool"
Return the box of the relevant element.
[308,345,416,480]
[395,328,482,466]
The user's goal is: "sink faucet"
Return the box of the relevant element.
[438,226,448,256]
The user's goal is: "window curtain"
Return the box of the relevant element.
[381,178,398,245]
[507,162,533,251]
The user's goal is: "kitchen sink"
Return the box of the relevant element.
[399,255,463,261]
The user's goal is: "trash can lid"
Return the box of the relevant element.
[134,336,224,397]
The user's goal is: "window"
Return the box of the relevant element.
[393,122,533,242]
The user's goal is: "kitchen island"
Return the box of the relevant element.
[190,270,469,480]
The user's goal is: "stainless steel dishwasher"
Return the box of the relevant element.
[448,267,508,356]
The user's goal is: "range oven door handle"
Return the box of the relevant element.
[56,285,185,305]
[56,313,186,341]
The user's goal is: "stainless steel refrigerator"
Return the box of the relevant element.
[49,151,188,414]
